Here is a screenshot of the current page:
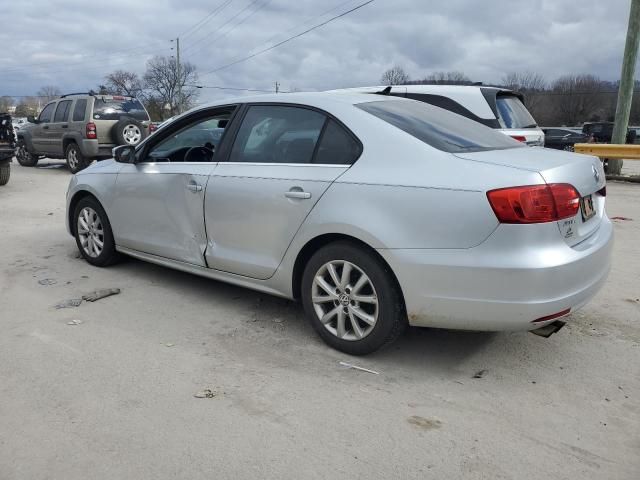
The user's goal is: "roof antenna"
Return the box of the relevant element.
[376,86,392,95]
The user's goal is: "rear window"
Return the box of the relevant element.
[92,97,149,121]
[356,100,521,153]
[495,95,537,129]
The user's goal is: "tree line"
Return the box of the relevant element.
[381,66,640,127]
[2,55,199,121]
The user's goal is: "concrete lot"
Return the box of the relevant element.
[1,159,638,480]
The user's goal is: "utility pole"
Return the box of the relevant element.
[610,0,640,174]
[176,37,182,114]
[275,81,280,94]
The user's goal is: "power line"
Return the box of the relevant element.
[184,84,275,93]
[201,0,375,76]
[180,0,235,40]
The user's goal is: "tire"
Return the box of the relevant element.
[563,145,574,152]
[0,163,9,185]
[66,143,91,174]
[112,118,146,146]
[73,196,120,267]
[301,241,407,355]
[15,139,38,167]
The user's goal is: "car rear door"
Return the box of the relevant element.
[110,106,236,265]
[204,104,361,279]
[49,99,72,156]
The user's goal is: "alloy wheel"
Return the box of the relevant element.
[67,147,78,169]
[77,207,105,258]
[311,260,379,341]
[123,125,141,145]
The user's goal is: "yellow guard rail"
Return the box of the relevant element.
[573,143,640,160]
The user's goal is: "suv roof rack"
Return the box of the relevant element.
[60,92,96,98]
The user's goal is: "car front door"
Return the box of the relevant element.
[204,104,361,279]
[31,102,57,153]
[110,107,236,265]
[49,100,72,156]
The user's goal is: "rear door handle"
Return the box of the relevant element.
[62,124,68,129]
[43,126,49,130]
[285,190,311,200]
[187,181,203,192]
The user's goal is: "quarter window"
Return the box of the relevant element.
[314,119,360,165]
[54,100,72,123]
[229,105,326,164]
[38,103,56,123]
[73,99,87,122]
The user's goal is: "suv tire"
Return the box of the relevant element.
[0,163,9,185]
[15,139,39,167]
[301,241,407,355]
[73,196,120,267]
[113,118,146,146]
[66,143,91,174]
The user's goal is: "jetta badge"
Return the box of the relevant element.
[592,165,600,183]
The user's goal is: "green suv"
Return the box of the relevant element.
[16,93,154,173]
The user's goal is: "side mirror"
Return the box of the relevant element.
[113,145,136,164]
[27,115,37,124]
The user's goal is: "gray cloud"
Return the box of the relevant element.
[0,0,632,104]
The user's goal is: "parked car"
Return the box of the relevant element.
[542,128,589,151]
[66,93,612,355]
[582,122,636,143]
[328,85,545,146]
[0,112,15,186]
[16,93,153,173]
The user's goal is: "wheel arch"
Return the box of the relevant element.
[62,135,80,154]
[291,233,406,312]
[68,190,101,236]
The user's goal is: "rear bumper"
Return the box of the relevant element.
[378,216,613,331]
[79,139,100,157]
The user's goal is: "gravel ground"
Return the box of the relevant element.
[1,159,638,480]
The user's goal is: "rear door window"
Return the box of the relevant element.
[53,100,72,123]
[357,100,521,153]
[92,97,149,121]
[495,95,537,129]
[72,99,87,122]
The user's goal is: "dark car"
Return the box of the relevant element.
[582,122,636,144]
[542,128,589,152]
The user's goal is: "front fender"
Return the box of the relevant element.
[17,132,36,153]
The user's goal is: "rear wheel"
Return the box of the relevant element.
[0,163,9,185]
[563,145,574,152]
[66,143,91,173]
[73,196,120,267]
[15,139,38,167]
[301,242,406,355]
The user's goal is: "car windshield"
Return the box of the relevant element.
[495,95,537,129]
[93,97,149,121]
[357,100,522,153]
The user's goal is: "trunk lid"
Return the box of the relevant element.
[455,147,606,246]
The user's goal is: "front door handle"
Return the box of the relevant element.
[43,125,49,130]
[62,124,68,129]
[285,189,311,200]
[187,182,203,192]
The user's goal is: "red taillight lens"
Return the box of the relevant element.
[86,122,97,139]
[510,135,527,142]
[487,183,580,224]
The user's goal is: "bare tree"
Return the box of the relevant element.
[381,66,410,85]
[415,71,471,85]
[37,86,62,102]
[551,74,605,126]
[501,71,547,114]
[104,70,144,98]
[14,97,40,117]
[143,56,199,117]
[0,96,14,113]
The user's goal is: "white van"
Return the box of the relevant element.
[328,85,544,146]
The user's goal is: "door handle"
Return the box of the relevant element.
[187,182,203,192]
[43,126,49,129]
[62,124,68,129]
[285,189,311,200]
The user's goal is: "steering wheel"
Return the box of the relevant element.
[184,146,214,163]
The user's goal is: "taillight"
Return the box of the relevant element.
[86,122,97,139]
[510,135,527,142]
[487,183,580,224]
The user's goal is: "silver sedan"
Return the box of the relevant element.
[66,92,612,355]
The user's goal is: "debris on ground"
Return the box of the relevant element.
[82,288,120,302]
[625,298,639,303]
[38,278,57,285]
[472,369,487,379]
[165,343,174,347]
[193,388,222,398]
[55,298,83,309]
[66,319,83,326]
[407,415,442,430]
[339,361,379,375]
[611,216,633,221]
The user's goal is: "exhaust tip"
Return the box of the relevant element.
[530,320,566,338]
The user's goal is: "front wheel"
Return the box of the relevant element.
[66,143,91,173]
[73,196,120,267]
[15,139,38,167]
[0,163,9,185]
[301,242,407,355]
[563,144,574,152]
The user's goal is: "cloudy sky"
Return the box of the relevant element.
[0,0,633,103]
